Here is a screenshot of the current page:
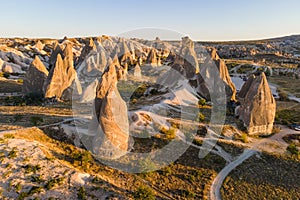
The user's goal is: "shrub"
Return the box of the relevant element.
[138,158,157,172]
[15,182,22,193]
[8,147,18,159]
[278,89,289,101]
[23,164,41,174]
[0,72,10,78]
[240,133,249,143]
[133,185,155,200]
[4,134,15,139]
[198,98,206,107]
[160,127,176,140]
[193,139,203,146]
[198,112,205,122]
[180,189,196,198]
[77,186,87,200]
[72,151,93,167]
[30,116,44,126]
[287,143,299,156]
[45,177,64,190]
[14,114,23,122]
[272,125,281,134]
[162,166,172,176]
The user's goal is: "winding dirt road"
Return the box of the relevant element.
[209,126,300,200]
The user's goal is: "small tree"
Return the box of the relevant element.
[198,112,205,122]
[198,98,206,107]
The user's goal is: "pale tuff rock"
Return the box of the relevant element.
[118,39,133,65]
[44,44,82,100]
[34,40,44,51]
[76,38,97,67]
[238,72,276,135]
[167,37,199,80]
[152,37,171,57]
[0,62,24,74]
[0,58,4,69]
[133,62,142,77]
[196,49,236,101]
[179,36,199,79]
[146,48,159,66]
[23,56,49,95]
[93,62,129,159]
[81,79,99,103]
[108,54,127,81]
[77,43,110,83]
[49,41,63,67]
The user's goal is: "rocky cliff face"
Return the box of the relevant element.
[133,62,142,77]
[44,43,82,100]
[238,72,276,135]
[181,37,199,77]
[22,56,49,95]
[146,48,159,66]
[93,62,129,159]
[196,49,236,101]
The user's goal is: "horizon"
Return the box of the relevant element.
[1,0,300,41]
[1,33,299,43]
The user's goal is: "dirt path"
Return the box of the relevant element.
[209,126,300,200]
[209,149,256,200]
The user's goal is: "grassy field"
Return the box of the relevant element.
[9,127,229,199]
[0,79,22,93]
[268,76,300,98]
[221,153,300,200]
[0,105,73,131]
[276,101,300,125]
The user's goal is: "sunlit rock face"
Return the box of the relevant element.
[93,62,129,159]
[146,48,159,66]
[44,43,82,100]
[133,62,142,77]
[196,49,236,102]
[23,56,49,95]
[179,36,199,79]
[238,72,276,135]
[76,39,110,84]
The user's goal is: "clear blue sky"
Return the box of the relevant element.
[1,0,300,41]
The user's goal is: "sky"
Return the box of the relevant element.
[1,0,300,41]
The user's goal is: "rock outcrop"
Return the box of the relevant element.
[76,38,97,67]
[179,36,199,79]
[49,41,63,67]
[23,56,48,95]
[196,49,236,101]
[118,39,133,65]
[133,63,142,77]
[238,72,276,135]
[93,62,129,159]
[81,79,99,103]
[44,44,82,100]
[146,48,159,66]
[76,43,110,83]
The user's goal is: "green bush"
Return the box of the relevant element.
[8,147,18,159]
[133,185,155,200]
[0,72,10,78]
[45,177,64,190]
[198,112,205,122]
[287,143,299,156]
[160,127,176,140]
[72,151,93,167]
[77,186,87,200]
[23,164,41,174]
[198,98,206,107]
[30,116,44,126]
[240,133,249,143]
[17,79,23,83]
